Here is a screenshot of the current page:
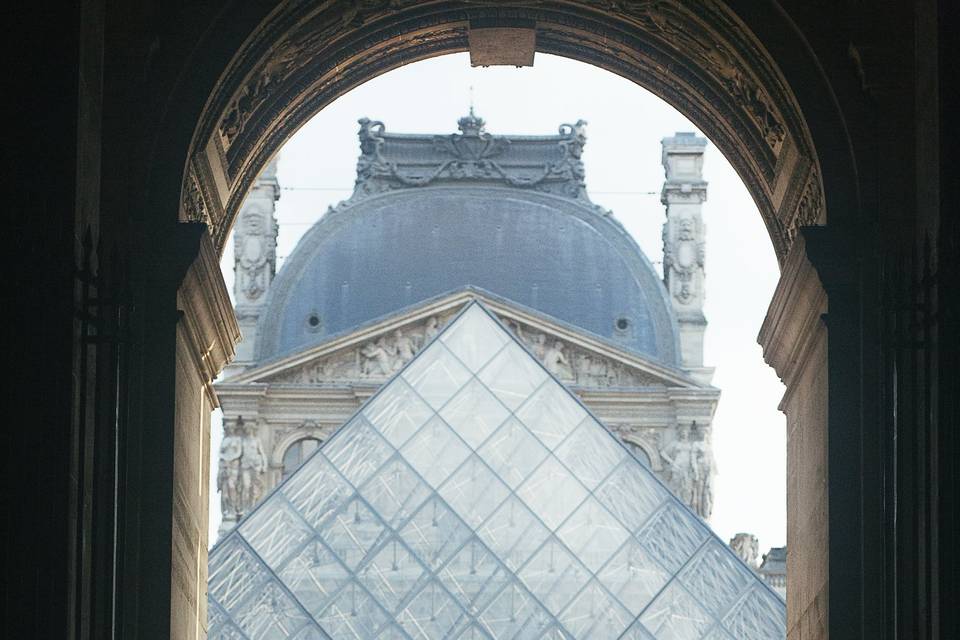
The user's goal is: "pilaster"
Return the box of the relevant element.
[226,159,280,377]
[758,233,829,640]
[172,227,240,638]
[661,133,710,377]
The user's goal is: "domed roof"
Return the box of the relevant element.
[255,116,679,365]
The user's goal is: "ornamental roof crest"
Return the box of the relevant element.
[339,113,600,210]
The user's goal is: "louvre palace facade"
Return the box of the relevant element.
[215,114,719,534]
[207,114,785,637]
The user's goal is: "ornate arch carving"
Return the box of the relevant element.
[619,432,662,472]
[186,1,824,264]
[270,423,329,467]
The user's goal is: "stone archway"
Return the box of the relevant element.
[168,4,847,639]
[179,2,824,264]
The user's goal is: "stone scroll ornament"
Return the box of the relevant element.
[235,210,274,302]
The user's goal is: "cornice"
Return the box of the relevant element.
[758,233,828,399]
[227,288,704,389]
[186,1,822,265]
[177,230,242,404]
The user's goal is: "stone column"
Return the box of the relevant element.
[224,159,280,378]
[758,232,829,640]
[661,133,711,382]
[172,226,240,640]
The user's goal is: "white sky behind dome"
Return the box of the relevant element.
[211,53,786,554]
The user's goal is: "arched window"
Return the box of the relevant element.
[624,441,652,468]
[282,437,322,480]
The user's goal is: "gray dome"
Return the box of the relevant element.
[256,185,679,364]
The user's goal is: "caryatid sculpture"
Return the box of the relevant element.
[217,419,243,519]
[660,424,698,509]
[238,417,268,515]
[692,423,716,520]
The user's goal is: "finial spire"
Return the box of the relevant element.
[457,90,486,137]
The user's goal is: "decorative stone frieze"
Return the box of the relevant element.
[225,160,280,377]
[339,114,598,211]
[662,133,709,372]
[187,2,821,263]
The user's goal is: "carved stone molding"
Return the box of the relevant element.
[757,233,828,406]
[340,115,595,208]
[180,168,208,224]
[257,305,671,390]
[186,1,822,264]
[266,311,455,384]
[270,422,336,466]
[177,228,242,403]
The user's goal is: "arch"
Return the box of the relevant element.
[280,436,322,480]
[270,422,330,467]
[176,1,833,266]
[620,433,661,471]
[149,3,864,638]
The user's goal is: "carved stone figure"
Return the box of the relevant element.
[236,210,273,302]
[355,117,392,196]
[730,532,760,569]
[543,340,572,379]
[529,333,548,362]
[238,418,268,515]
[360,339,394,376]
[660,425,698,507]
[579,353,613,387]
[422,316,441,345]
[391,329,416,369]
[692,424,716,519]
[217,419,243,518]
[666,216,703,305]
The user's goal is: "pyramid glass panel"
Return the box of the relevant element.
[208,301,785,638]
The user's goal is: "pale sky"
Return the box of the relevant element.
[211,53,786,554]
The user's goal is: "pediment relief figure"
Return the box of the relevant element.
[264,312,455,384]
[258,303,679,390]
[504,318,664,388]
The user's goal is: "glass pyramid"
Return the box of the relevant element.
[208,302,785,639]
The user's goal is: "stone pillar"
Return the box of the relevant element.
[661,133,711,382]
[225,159,280,378]
[759,233,829,640]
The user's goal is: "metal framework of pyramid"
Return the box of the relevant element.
[208,302,785,639]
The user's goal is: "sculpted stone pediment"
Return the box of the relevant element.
[233,292,704,391]
[260,307,461,385]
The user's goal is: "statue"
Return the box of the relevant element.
[730,532,759,569]
[217,419,243,518]
[238,417,267,516]
[543,340,572,379]
[660,425,697,507]
[235,210,273,302]
[529,333,547,361]
[360,339,394,376]
[579,353,611,387]
[391,329,416,368]
[422,316,441,345]
[692,424,716,519]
